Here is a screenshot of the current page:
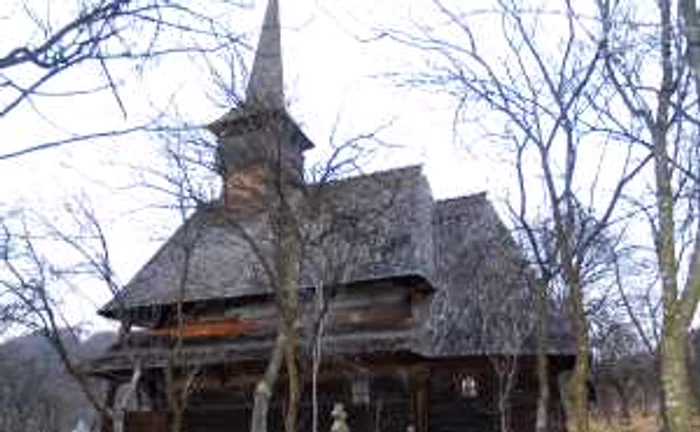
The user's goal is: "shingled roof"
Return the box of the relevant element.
[95,0,575,362]
[97,165,575,359]
[421,194,576,356]
[100,166,436,317]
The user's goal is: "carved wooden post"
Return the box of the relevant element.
[410,366,429,432]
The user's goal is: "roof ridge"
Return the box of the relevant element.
[314,164,425,188]
[435,191,487,204]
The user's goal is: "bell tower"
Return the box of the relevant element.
[207,0,314,209]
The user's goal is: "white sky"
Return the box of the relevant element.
[1,0,694,334]
[0,0,507,331]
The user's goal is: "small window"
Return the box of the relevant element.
[454,373,478,398]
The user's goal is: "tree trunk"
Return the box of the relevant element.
[536,113,590,432]
[311,293,327,432]
[680,0,700,74]
[113,363,142,432]
[660,317,693,432]
[654,1,698,430]
[171,409,184,432]
[102,383,118,432]
[275,191,301,432]
[535,278,550,432]
[567,270,589,432]
[312,327,322,432]
[251,333,287,432]
[283,314,300,432]
[492,357,517,432]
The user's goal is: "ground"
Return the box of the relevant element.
[589,414,700,432]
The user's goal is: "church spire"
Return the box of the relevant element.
[207,0,313,205]
[246,0,284,109]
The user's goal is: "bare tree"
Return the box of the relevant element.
[0,194,210,432]
[0,204,125,430]
[0,0,248,161]
[598,1,700,430]
[388,2,654,431]
[597,323,664,426]
[1,21,387,432]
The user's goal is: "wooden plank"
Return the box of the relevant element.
[149,298,411,341]
[124,411,169,432]
[411,366,430,432]
[149,317,262,338]
[330,305,411,327]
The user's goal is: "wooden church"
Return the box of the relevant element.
[89,1,576,431]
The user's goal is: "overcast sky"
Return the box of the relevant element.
[1,0,513,331]
[4,0,685,333]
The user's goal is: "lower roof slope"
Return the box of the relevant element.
[101,166,435,319]
[98,165,575,358]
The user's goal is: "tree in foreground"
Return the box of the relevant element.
[600,1,700,431]
[389,1,650,430]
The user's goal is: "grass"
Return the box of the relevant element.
[589,414,658,432]
[589,413,700,432]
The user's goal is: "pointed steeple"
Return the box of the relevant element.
[246,0,284,109]
[206,0,313,208]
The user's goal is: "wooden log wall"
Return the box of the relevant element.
[147,285,415,340]
[122,358,571,432]
[427,359,570,432]
[124,412,169,432]
[125,370,415,432]
[429,366,495,432]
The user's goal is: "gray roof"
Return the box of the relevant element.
[421,194,575,356]
[245,0,284,109]
[93,0,575,365]
[101,166,435,316]
[98,165,575,359]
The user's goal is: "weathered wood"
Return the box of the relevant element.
[149,317,263,338]
[411,366,429,432]
[330,305,411,328]
[251,333,286,432]
[114,363,142,432]
[224,165,265,209]
[124,412,169,432]
[120,358,571,432]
